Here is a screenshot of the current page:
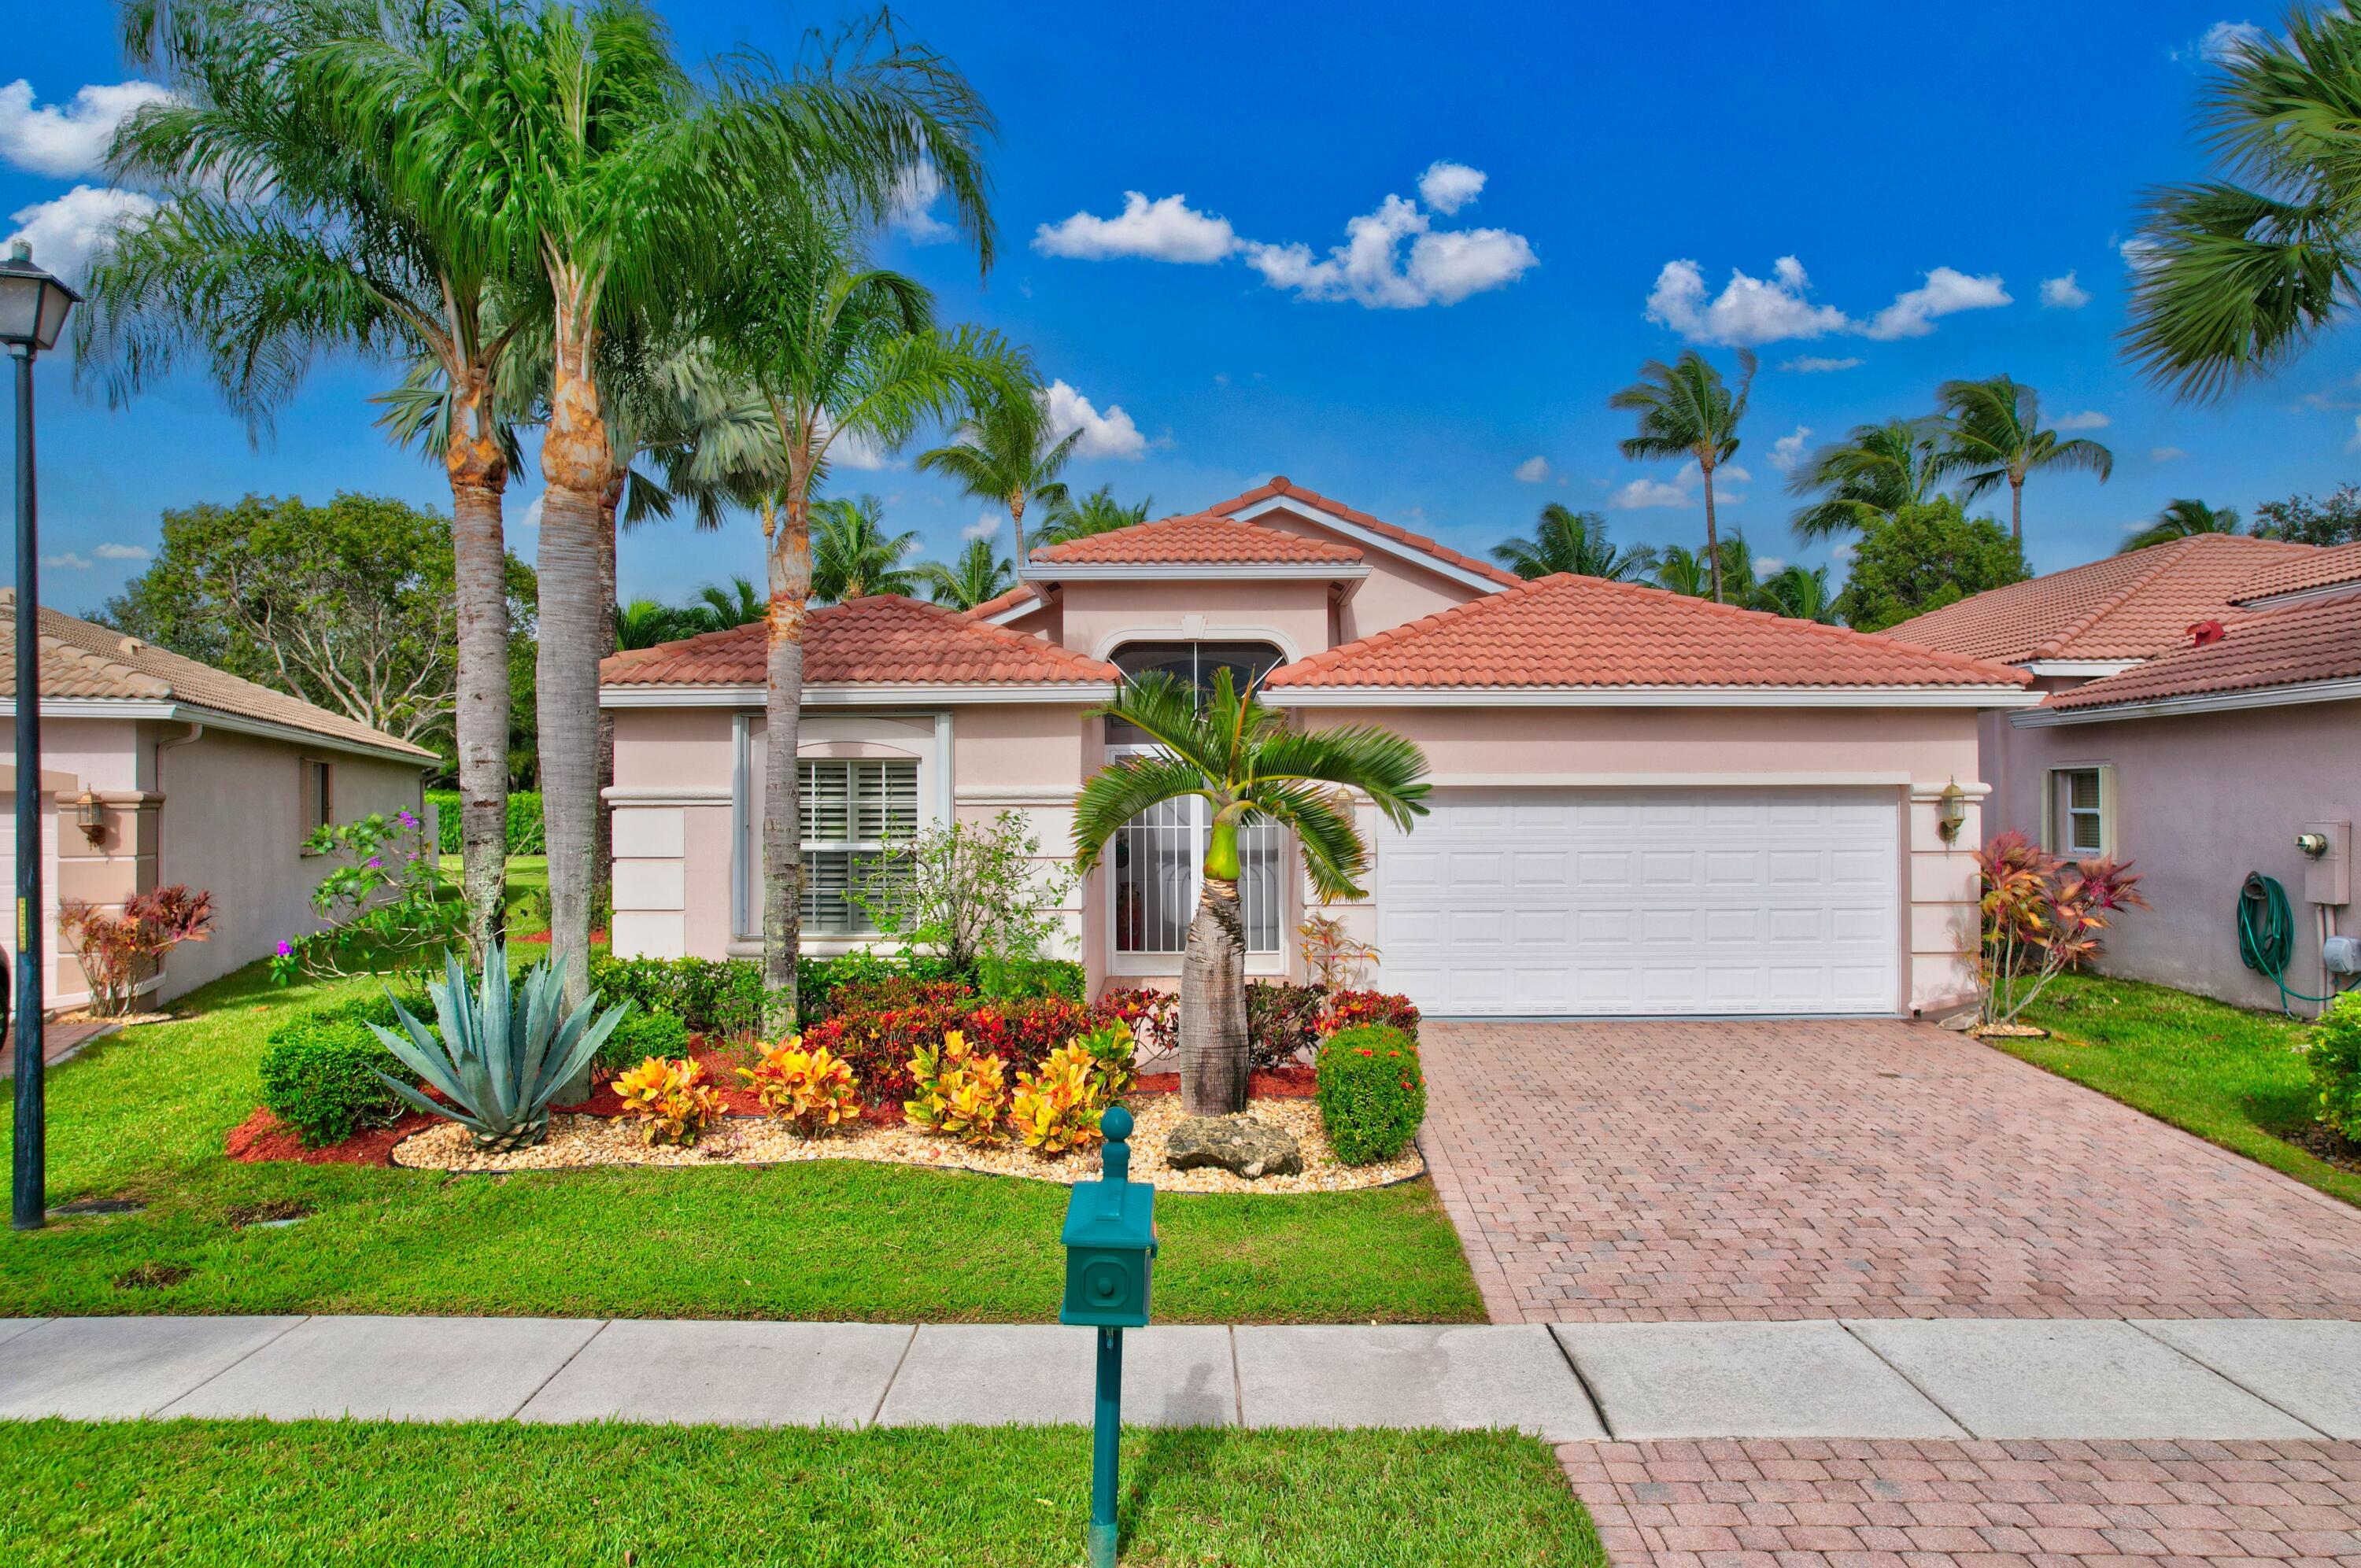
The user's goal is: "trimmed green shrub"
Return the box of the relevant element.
[257,993,431,1146]
[977,955,1085,1005]
[2307,991,2361,1140]
[425,790,545,856]
[1315,1024,1427,1165]
[597,1008,689,1077]
[586,950,1081,1035]
[589,954,764,1036]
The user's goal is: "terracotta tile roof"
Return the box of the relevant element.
[1029,511,1365,567]
[2043,589,2361,710]
[2234,540,2361,602]
[961,583,1042,622]
[1881,535,2318,663]
[0,590,435,760]
[1204,475,1525,588]
[600,594,1119,687]
[1262,574,2030,689]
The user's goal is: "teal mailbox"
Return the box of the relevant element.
[1061,1107,1157,1326]
[1059,1105,1156,1568]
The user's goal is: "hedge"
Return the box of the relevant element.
[426,790,545,856]
[257,993,433,1146]
[1315,1023,1426,1165]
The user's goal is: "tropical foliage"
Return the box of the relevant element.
[2122,497,2243,552]
[850,810,1077,982]
[2253,485,2361,546]
[739,1039,864,1134]
[57,885,214,1017]
[1073,670,1430,1115]
[903,1029,1011,1144]
[1491,504,1657,581]
[1036,483,1152,547]
[1931,375,2113,542]
[917,537,1018,608]
[1837,499,2030,631]
[1609,349,1754,600]
[1316,1024,1427,1165]
[917,382,1078,563]
[1786,419,1944,541]
[811,495,920,602]
[612,1056,730,1146]
[1975,832,2148,1029]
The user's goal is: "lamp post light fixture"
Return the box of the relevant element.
[1936,779,1968,846]
[2,238,79,1230]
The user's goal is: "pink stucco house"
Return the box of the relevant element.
[0,592,435,1009]
[1886,536,2361,1013]
[600,478,2037,1019]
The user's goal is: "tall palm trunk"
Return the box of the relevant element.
[2009,474,2023,541]
[1700,456,1725,603]
[761,490,813,1036]
[1180,873,1249,1116]
[537,282,608,1038]
[593,472,622,924]
[446,386,511,962]
[1007,489,1028,565]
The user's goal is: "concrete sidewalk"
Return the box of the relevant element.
[2,1315,2356,1441]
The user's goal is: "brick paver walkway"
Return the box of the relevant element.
[1557,1438,2361,1568]
[1419,1020,2361,1323]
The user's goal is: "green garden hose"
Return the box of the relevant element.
[2237,871,2340,1013]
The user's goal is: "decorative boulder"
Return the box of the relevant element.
[1164,1114,1303,1179]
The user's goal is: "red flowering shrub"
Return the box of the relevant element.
[1319,989,1420,1040]
[1098,988,1178,1058]
[1247,982,1328,1070]
[804,993,1127,1105]
[826,974,973,1018]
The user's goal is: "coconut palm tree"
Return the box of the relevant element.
[699,195,1022,1031]
[916,537,1017,609]
[86,0,525,959]
[688,577,768,632]
[1073,670,1430,1115]
[1654,533,1759,601]
[2124,9,2361,399]
[1036,483,1151,548]
[315,0,994,1006]
[1786,418,1944,541]
[1931,376,2114,544]
[812,495,921,602]
[915,382,1077,564]
[615,599,693,649]
[1609,349,1756,602]
[1751,563,1842,624]
[2122,497,2244,552]
[1490,504,1658,581]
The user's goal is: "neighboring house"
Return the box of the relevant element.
[0,592,436,1009]
[1885,537,2361,1011]
[601,478,2035,1019]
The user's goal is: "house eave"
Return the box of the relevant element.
[2011,676,2361,726]
[2022,659,2141,677]
[600,681,1118,709]
[1260,684,2044,709]
[1223,495,1509,594]
[1018,562,1370,583]
[0,697,435,766]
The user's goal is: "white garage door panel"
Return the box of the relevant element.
[1376,787,1899,1017]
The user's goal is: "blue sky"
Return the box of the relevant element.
[8,2,2361,615]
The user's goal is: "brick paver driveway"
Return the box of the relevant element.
[1418,1019,2361,1323]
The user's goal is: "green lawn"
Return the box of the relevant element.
[2008,972,2359,1208]
[0,1420,1598,1567]
[0,957,1481,1324]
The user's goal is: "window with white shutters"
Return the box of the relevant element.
[799,759,918,934]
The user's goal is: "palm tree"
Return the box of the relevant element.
[1786,419,1943,541]
[1609,349,1756,602]
[615,599,690,649]
[1751,563,1842,624]
[1932,376,2114,543]
[315,0,994,1008]
[915,381,1077,563]
[1654,533,1759,600]
[1073,670,1430,1115]
[917,537,1017,609]
[1036,483,1151,548]
[700,196,1021,1031]
[1490,504,1658,581]
[688,577,768,632]
[86,0,522,959]
[2124,9,2361,399]
[812,495,921,602]
[2122,497,2243,552]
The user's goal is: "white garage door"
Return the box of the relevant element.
[1375,787,1900,1017]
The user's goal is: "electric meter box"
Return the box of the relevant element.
[2304,821,2352,907]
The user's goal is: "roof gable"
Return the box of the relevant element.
[1204,476,1523,589]
[1028,511,1366,571]
[2041,588,2361,712]
[2234,539,2361,603]
[1263,573,2029,692]
[600,593,1119,688]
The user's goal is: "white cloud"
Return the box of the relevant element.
[1781,355,1863,374]
[1040,379,1147,459]
[1755,555,1786,573]
[888,162,953,245]
[1862,267,2012,340]
[2119,235,2164,272]
[829,426,892,470]
[1769,426,1813,474]
[519,494,544,531]
[1645,256,1849,346]
[963,512,1003,541]
[0,79,172,179]
[1416,160,1486,215]
[1513,455,1551,483]
[2040,271,2091,309]
[1609,478,1690,511]
[40,552,91,570]
[1033,191,1238,263]
[1831,540,1857,563]
[5,183,158,283]
[1244,193,1535,308]
[2150,445,2188,462]
[2346,414,2361,453]
[1609,459,1747,511]
[93,542,149,561]
[2053,409,2111,430]
[2192,20,2266,63]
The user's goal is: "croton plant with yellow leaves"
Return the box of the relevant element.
[903,1030,1010,1146]
[740,1037,863,1135]
[1011,1042,1110,1156]
[612,1056,730,1147]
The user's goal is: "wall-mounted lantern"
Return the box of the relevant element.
[1937,780,1968,845]
[73,791,105,847]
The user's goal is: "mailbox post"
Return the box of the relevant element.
[1060,1105,1156,1568]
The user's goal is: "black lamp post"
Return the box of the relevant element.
[2,239,79,1231]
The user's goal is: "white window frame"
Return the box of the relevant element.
[2047,764,2112,858]
[299,757,334,847]
[1106,741,1288,971]
[795,758,919,938]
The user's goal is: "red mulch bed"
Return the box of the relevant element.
[227,1106,438,1167]
[1132,1065,1317,1099]
[513,928,610,946]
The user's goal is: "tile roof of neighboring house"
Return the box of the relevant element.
[1204,475,1527,587]
[961,583,1043,622]
[2233,539,2361,603]
[1029,511,1365,567]
[0,590,436,761]
[1262,573,2030,689]
[600,593,1120,687]
[2041,588,2361,710]
[1880,534,2318,663]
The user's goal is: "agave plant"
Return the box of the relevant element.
[367,946,631,1151]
